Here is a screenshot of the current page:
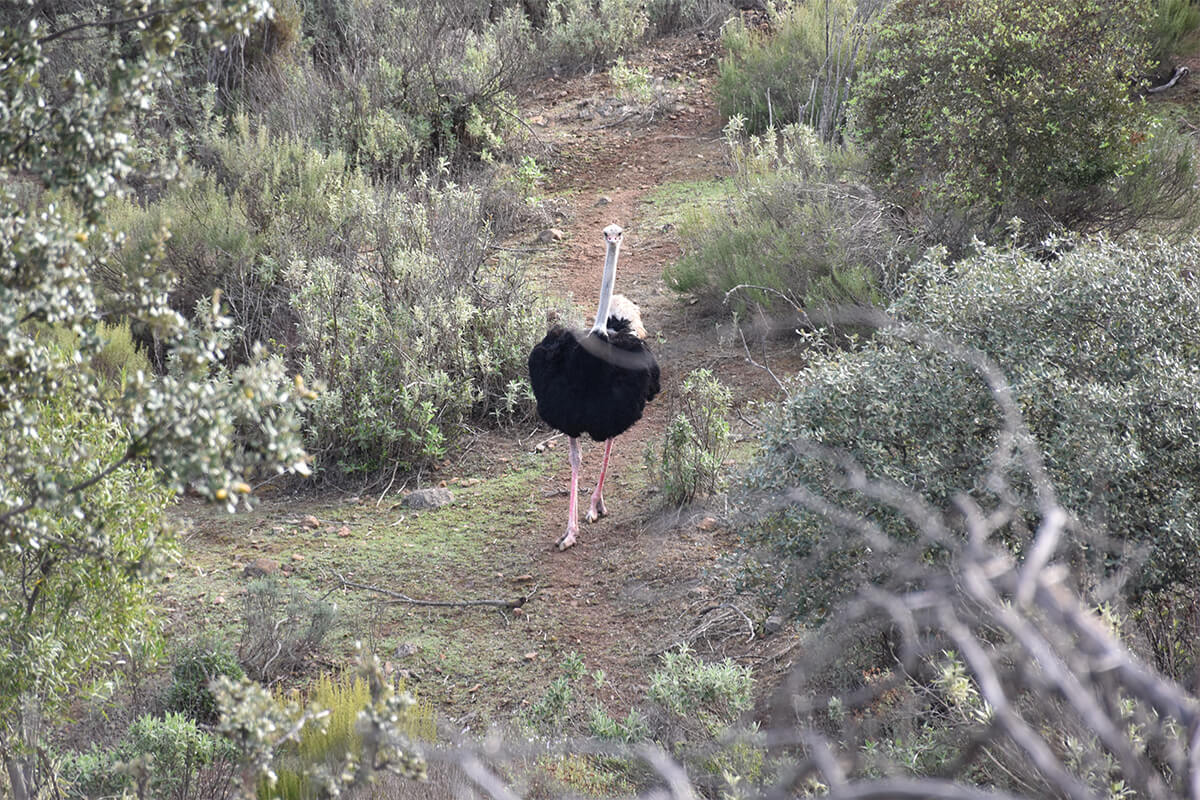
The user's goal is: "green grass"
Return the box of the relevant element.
[162,453,565,719]
[640,177,733,229]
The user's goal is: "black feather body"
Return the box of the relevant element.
[528,316,661,442]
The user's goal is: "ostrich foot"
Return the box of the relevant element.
[557,527,578,550]
[585,497,607,524]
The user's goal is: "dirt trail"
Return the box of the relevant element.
[506,35,790,700]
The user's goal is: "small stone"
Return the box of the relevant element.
[291,553,305,562]
[402,487,454,509]
[698,516,719,531]
[337,526,352,538]
[512,607,524,616]
[395,641,420,658]
[529,114,547,126]
[595,195,612,206]
[243,558,279,578]
[524,652,538,662]
[537,228,565,243]
[302,515,321,529]
[764,613,785,635]
[514,574,534,583]
[212,596,225,605]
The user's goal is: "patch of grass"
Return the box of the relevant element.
[163,457,557,719]
[640,177,732,229]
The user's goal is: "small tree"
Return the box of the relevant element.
[851,0,1193,245]
[0,2,312,796]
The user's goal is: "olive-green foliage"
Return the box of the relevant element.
[543,0,649,73]
[1150,0,1200,68]
[649,644,754,725]
[2,3,312,794]
[287,177,544,474]
[647,368,732,505]
[0,386,173,744]
[666,118,894,313]
[852,0,1191,246]
[105,121,544,475]
[645,0,732,34]
[248,1,535,178]
[59,712,238,800]
[240,577,335,684]
[749,236,1200,615]
[164,640,246,725]
[717,0,872,138]
[263,670,435,799]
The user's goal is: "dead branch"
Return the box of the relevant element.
[335,573,535,611]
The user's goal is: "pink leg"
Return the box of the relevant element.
[586,438,614,524]
[557,437,582,550]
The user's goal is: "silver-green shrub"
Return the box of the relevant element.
[542,0,649,73]
[666,119,897,314]
[749,236,1200,614]
[288,178,545,473]
[648,368,733,505]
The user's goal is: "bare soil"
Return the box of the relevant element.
[161,34,807,733]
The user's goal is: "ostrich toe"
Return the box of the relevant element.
[557,528,578,550]
[585,499,607,523]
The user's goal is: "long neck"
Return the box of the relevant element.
[590,240,619,334]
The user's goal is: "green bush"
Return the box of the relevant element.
[852,0,1192,246]
[1150,0,1200,68]
[288,179,545,474]
[239,577,335,683]
[647,368,732,505]
[716,0,875,139]
[748,236,1200,616]
[164,640,246,725]
[646,0,731,34]
[666,119,895,313]
[59,712,237,799]
[246,1,536,177]
[542,0,648,74]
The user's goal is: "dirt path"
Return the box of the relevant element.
[161,35,804,732]
[504,35,793,705]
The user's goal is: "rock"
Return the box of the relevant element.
[529,114,547,126]
[337,525,352,538]
[698,515,719,531]
[403,487,454,509]
[537,228,565,243]
[291,553,305,562]
[302,515,321,529]
[395,641,420,658]
[764,613,785,635]
[524,652,538,662]
[243,558,279,578]
[595,195,612,206]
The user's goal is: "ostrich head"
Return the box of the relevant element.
[603,224,623,246]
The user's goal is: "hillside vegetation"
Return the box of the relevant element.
[4,0,1200,798]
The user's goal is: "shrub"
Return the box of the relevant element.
[1149,0,1200,69]
[646,0,731,34]
[852,0,1194,247]
[164,640,246,725]
[646,368,732,505]
[59,712,238,800]
[288,179,545,474]
[747,236,1200,616]
[716,0,880,139]
[666,118,896,314]
[239,577,335,684]
[246,1,537,177]
[542,0,648,74]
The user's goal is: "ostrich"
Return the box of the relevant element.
[528,223,661,550]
